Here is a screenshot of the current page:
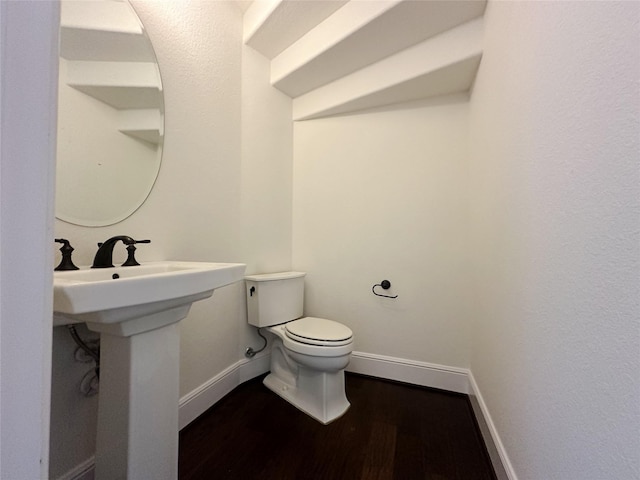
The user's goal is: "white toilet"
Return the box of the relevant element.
[245,271,354,424]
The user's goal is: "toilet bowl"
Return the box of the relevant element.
[245,273,354,424]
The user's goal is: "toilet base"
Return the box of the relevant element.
[263,369,350,425]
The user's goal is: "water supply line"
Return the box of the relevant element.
[245,327,268,358]
[67,325,100,396]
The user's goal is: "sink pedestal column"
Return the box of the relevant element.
[90,316,183,480]
[53,262,247,478]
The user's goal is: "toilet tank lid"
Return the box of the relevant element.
[244,271,306,282]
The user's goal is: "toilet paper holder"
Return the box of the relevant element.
[372,280,398,299]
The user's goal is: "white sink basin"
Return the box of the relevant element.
[53,261,246,334]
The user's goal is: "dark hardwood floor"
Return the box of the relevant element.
[179,373,497,480]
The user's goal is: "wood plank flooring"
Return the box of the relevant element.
[179,373,497,480]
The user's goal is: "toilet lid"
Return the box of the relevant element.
[285,317,353,347]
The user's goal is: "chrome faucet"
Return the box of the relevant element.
[91,236,150,268]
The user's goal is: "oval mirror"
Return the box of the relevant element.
[56,0,164,227]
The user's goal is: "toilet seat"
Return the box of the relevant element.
[285,317,353,347]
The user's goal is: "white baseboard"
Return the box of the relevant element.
[62,351,513,480]
[347,351,512,479]
[57,455,95,480]
[467,370,518,480]
[347,351,470,394]
[178,352,271,429]
[178,350,470,431]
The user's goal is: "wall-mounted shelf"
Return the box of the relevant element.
[292,19,483,121]
[59,0,163,143]
[117,109,164,145]
[243,0,487,120]
[65,61,162,110]
[60,0,152,62]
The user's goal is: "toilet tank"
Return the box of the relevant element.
[245,272,306,327]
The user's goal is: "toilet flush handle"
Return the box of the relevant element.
[249,286,256,296]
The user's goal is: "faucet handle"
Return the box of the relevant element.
[54,238,79,271]
[121,239,151,266]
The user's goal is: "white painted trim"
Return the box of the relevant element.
[467,370,518,480]
[347,351,470,394]
[57,456,95,480]
[0,2,58,478]
[178,352,271,430]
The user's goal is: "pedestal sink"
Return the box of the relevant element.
[53,261,246,480]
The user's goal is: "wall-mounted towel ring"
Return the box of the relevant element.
[372,280,398,299]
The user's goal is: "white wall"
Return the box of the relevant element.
[467,2,640,479]
[0,1,59,478]
[241,45,293,276]
[51,1,292,477]
[131,0,246,399]
[292,96,471,368]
